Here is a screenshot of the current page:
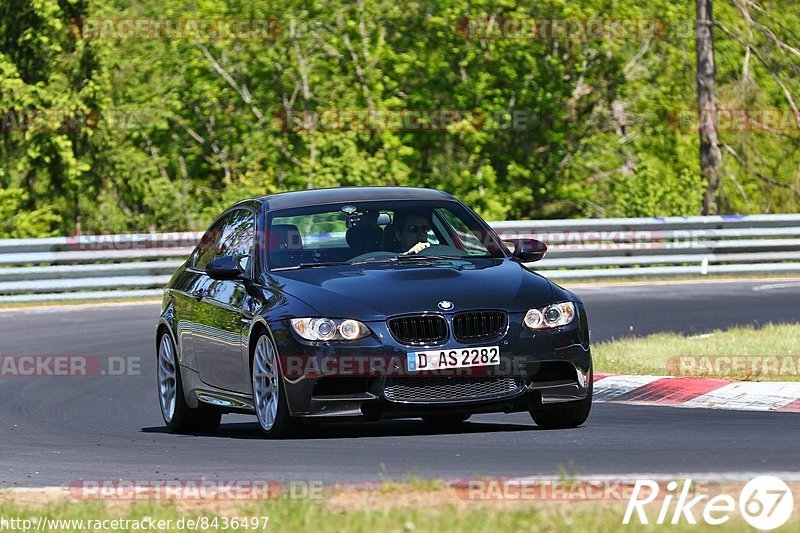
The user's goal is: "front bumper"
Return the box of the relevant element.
[269,305,592,419]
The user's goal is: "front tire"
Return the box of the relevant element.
[157,333,221,433]
[530,369,593,430]
[252,332,298,438]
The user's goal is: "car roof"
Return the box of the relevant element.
[252,186,456,211]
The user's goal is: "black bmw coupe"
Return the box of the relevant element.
[156,187,592,437]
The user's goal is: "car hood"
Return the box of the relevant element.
[268,258,555,321]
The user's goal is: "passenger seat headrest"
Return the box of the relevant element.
[268,224,303,250]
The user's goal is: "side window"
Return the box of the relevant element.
[218,210,255,260]
[193,209,255,271]
[193,219,228,271]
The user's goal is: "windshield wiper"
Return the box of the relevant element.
[395,254,457,261]
[346,255,457,266]
[349,257,395,265]
[272,261,349,271]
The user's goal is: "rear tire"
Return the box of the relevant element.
[157,332,221,434]
[421,414,471,425]
[251,332,299,438]
[530,368,592,430]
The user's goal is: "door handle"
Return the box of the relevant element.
[193,288,206,301]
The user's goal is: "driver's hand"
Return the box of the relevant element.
[403,242,431,255]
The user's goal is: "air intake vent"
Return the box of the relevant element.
[384,376,522,402]
[452,311,508,342]
[387,314,448,346]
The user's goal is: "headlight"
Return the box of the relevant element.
[290,318,371,341]
[524,302,576,330]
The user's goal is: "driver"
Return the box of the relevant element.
[394,210,432,255]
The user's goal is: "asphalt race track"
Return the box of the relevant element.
[1,279,799,487]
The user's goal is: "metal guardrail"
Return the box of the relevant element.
[2,215,800,302]
[494,214,800,279]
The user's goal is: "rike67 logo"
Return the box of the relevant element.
[624,476,794,530]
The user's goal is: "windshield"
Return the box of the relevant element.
[264,200,506,271]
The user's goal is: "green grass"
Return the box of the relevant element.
[594,323,800,381]
[0,497,793,532]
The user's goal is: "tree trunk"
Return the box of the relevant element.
[697,0,723,215]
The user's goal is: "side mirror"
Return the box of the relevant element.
[206,255,248,280]
[504,238,547,262]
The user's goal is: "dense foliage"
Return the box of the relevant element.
[1,0,798,237]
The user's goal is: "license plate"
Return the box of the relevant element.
[407,346,500,372]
